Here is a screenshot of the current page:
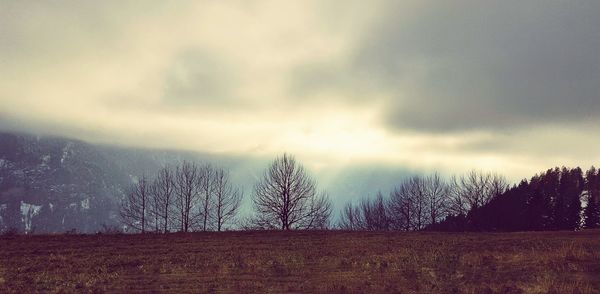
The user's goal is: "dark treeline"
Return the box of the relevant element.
[340,167,600,232]
[459,167,598,231]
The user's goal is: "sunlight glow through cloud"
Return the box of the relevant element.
[1,0,599,183]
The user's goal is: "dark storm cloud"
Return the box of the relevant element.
[352,1,600,132]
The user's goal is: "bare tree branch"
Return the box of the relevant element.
[212,167,242,231]
[120,175,150,233]
[252,154,331,230]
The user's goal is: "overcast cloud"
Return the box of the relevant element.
[1,0,600,186]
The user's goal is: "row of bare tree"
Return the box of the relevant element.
[120,154,333,233]
[121,154,509,233]
[120,162,242,233]
[338,171,509,231]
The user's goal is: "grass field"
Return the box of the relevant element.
[1,230,599,293]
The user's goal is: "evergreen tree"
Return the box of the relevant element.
[584,167,600,228]
[573,168,584,229]
[527,174,552,230]
[541,168,560,229]
[562,168,584,230]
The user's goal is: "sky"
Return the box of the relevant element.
[1,0,600,192]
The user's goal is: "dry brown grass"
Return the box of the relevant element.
[1,230,599,293]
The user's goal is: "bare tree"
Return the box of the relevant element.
[338,201,364,230]
[489,173,510,199]
[150,166,176,233]
[358,192,391,231]
[424,173,449,225]
[409,176,427,230]
[389,180,413,231]
[448,175,469,216]
[212,167,242,231]
[149,184,161,233]
[120,175,150,233]
[389,176,428,231]
[302,192,332,229]
[198,164,215,231]
[174,161,201,232]
[252,153,332,230]
[449,171,508,216]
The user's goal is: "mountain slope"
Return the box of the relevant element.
[0,133,133,233]
[0,131,266,233]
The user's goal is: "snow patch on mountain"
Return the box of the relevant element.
[81,198,90,210]
[20,202,42,232]
[61,143,73,164]
[0,204,5,224]
[39,154,51,170]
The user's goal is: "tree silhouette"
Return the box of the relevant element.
[150,166,176,233]
[212,167,242,231]
[559,167,584,230]
[252,154,331,230]
[359,192,391,231]
[174,161,201,232]
[198,164,215,231]
[430,167,590,232]
[389,177,424,231]
[585,167,600,228]
[425,173,449,226]
[338,201,364,230]
[120,175,150,233]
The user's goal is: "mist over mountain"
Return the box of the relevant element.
[0,132,126,233]
[0,131,410,233]
[0,132,239,233]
